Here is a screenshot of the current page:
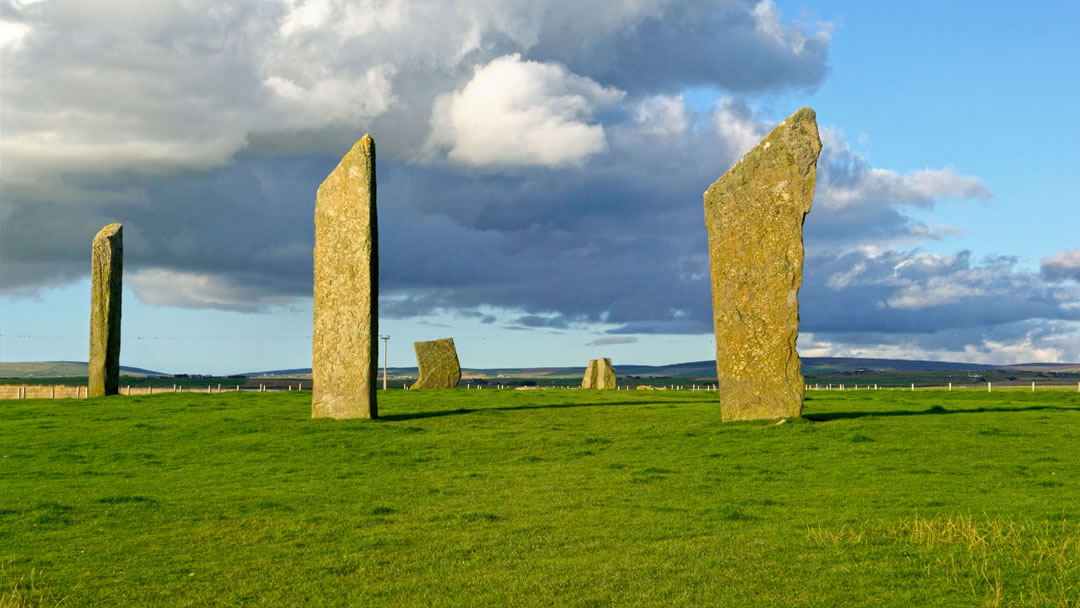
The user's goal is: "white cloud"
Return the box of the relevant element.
[129,268,298,312]
[588,336,639,346]
[826,262,866,290]
[426,54,625,167]
[263,64,397,127]
[1,0,829,186]
[886,277,985,310]
[712,97,766,159]
[752,0,830,55]
[817,128,991,211]
[1041,248,1080,282]
[799,329,1068,366]
[632,94,691,136]
[0,19,31,51]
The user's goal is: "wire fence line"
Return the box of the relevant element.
[807,382,1080,392]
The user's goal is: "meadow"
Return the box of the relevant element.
[1,388,1078,607]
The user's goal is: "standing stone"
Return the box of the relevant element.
[581,360,599,389]
[312,135,378,419]
[411,338,461,389]
[581,358,616,389]
[704,107,821,422]
[89,223,123,397]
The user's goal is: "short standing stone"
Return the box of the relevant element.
[411,338,461,389]
[581,358,616,389]
[89,223,122,397]
[704,107,821,421]
[312,135,379,419]
[581,359,598,389]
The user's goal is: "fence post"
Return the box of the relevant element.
[1032,381,1035,392]
[988,382,992,393]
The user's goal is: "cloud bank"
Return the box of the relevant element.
[3,0,1077,364]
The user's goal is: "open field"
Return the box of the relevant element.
[1,389,1078,606]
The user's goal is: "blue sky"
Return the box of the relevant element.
[2,1,1080,374]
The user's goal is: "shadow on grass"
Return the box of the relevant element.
[805,404,1079,422]
[379,400,705,422]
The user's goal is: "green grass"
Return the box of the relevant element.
[1,389,1078,606]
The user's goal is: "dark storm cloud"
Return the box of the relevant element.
[2,0,831,303]
[532,0,830,94]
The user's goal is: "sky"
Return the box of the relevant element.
[2,0,1080,375]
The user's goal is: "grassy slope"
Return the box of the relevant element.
[1,389,1078,606]
[0,362,160,379]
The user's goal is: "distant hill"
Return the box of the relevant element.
[6,357,1076,380]
[0,361,167,378]
[799,357,999,373]
[238,356,1023,380]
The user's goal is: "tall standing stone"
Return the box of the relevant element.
[313,135,378,419]
[89,223,122,397]
[704,107,821,421]
[581,358,616,389]
[411,338,461,389]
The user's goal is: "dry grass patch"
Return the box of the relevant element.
[0,565,69,608]
[809,514,1080,607]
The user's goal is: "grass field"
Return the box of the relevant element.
[1,388,1078,606]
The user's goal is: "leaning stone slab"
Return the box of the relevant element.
[581,358,616,389]
[89,223,123,397]
[411,338,461,389]
[312,135,379,419]
[704,107,821,422]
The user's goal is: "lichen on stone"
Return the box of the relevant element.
[704,108,821,422]
[312,135,379,419]
[411,338,462,389]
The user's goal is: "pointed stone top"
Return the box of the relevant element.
[758,106,820,173]
[788,106,816,123]
[95,223,122,239]
[353,134,375,156]
[707,106,820,203]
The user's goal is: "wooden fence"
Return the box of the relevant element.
[0,383,304,400]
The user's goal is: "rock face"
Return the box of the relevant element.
[411,338,461,389]
[704,107,821,422]
[581,358,616,389]
[89,223,123,397]
[312,136,379,419]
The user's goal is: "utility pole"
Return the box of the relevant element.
[380,335,390,390]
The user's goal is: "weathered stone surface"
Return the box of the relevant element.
[411,338,461,389]
[581,360,598,388]
[581,358,616,389]
[89,223,122,397]
[704,107,821,422]
[312,135,379,419]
